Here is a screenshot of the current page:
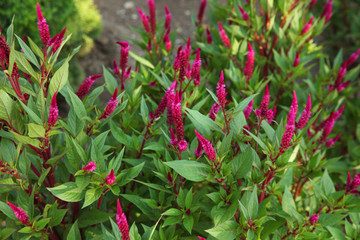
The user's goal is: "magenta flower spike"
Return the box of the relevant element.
[147,0,156,34]
[346,173,360,194]
[321,0,333,23]
[194,129,216,162]
[209,103,220,121]
[238,5,249,21]
[99,88,118,120]
[172,99,187,151]
[49,27,66,53]
[255,84,270,118]
[167,90,175,126]
[76,74,102,100]
[326,133,341,147]
[197,0,207,25]
[113,60,120,74]
[319,113,335,143]
[301,16,314,35]
[293,53,300,67]
[334,105,345,120]
[218,22,231,48]
[152,82,176,120]
[295,94,311,130]
[116,41,129,72]
[36,2,50,46]
[310,0,317,7]
[164,5,172,30]
[267,106,276,124]
[244,99,253,119]
[82,161,96,172]
[198,236,207,240]
[191,49,201,86]
[173,46,183,72]
[163,31,172,52]
[280,91,298,153]
[48,92,59,127]
[185,38,192,60]
[124,67,131,80]
[170,128,178,146]
[244,43,255,83]
[217,70,227,108]
[137,8,150,33]
[309,214,319,225]
[8,202,29,225]
[194,142,203,158]
[206,28,213,44]
[116,199,130,240]
[105,169,116,185]
[343,48,360,68]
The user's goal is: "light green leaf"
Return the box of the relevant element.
[49,60,69,97]
[47,182,84,202]
[129,51,154,69]
[28,123,45,138]
[164,160,208,182]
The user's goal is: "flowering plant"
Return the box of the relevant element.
[1,1,360,240]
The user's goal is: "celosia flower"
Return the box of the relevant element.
[152,81,176,120]
[197,0,207,25]
[0,35,10,62]
[293,53,300,67]
[191,49,201,86]
[209,103,220,121]
[266,108,275,124]
[124,67,131,80]
[244,43,254,83]
[164,5,172,30]
[163,31,172,52]
[167,90,175,126]
[194,142,203,158]
[326,133,341,147]
[105,169,116,185]
[309,214,319,225]
[218,22,231,48]
[319,113,335,143]
[244,99,253,119]
[301,16,314,35]
[346,172,360,194]
[198,237,207,240]
[178,50,188,83]
[116,42,129,72]
[147,39,152,53]
[100,88,118,120]
[147,0,156,34]
[280,91,298,153]
[113,60,120,74]
[310,0,317,7]
[255,84,270,118]
[206,28,212,44]
[343,48,360,68]
[173,46,183,72]
[167,172,173,183]
[36,3,50,46]
[295,94,311,130]
[82,161,96,172]
[217,70,227,107]
[331,66,346,91]
[185,38,192,60]
[321,0,333,23]
[238,5,249,21]
[172,98,187,151]
[194,129,216,162]
[116,199,130,240]
[178,140,188,151]
[137,8,150,33]
[334,105,345,120]
[48,92,59,127]
[49,28,66,54]
[7,202,29,225]
[76,74,102,100]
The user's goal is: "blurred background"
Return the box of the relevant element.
[0,0,359,86]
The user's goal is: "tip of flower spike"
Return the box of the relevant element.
[117,199,123,215]
[164,4,170,14]
[247,42,253,51]
[116,41,129,48]
[112,87,118,99]
[36,2,44,21]
[51,92,57,107]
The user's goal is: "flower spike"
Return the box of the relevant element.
[244,43,254,83]
[293,53,300,67]
[321,0,333,23]
[82,162,96,172]
[191,49,201,86]
[8,202,29,225]
[209,103,220,121]
[194,129,216,162]
[100,88,118,120]
[309,214,319,225]
[116,41,129,72]
[116,199,130,240]
[244,100,253,119]
[36,2,50,46]
[295,94,311,130]
[164,5,172,30]
[197,0,207,25]
[172,97,187,151]
[137,8,150,33]
[206,28,212,44]
[48,92,59,127]
[238,5,249,21]
[346,173,360,194]
[147,0,156,34]
[218,22,231,48]
[105,169,116,185]
[217,70,227,107]
[326,133,341,147]
[255,84,270,118]
[280,91,298,153]
[301,16,314,35]
[76,75,102,100]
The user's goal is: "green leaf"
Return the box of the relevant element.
[47,182,84,202]
[183,215,194,234]
[319,214,346,226]
[49,60,69,97]
[18,226,32,234]
[234,94,258,113]
[15,35,39,68]
[19,101,42,125]
[38,167,51,186]
[238,200,250,221]
[48,206,67,227]
[185,108,222,136]
[110,217,123,240]
[206,220,238,240]
[185,188,193,210]
[103,66,117,94]
[273,50,287,72]
[28,37,44,59]
[0,228,16,239]
[11,131,41,148]
[326,226,346,240]
[110,120,134,148]
[140,95,149,123]
[162,216,182,227]
[68,89,87,121]
[129,51,154,69]
[0,89,14,124]
[14,51,38,79]
[67,221,81,240]
[35,218,51,230]
[232,146,256,178]
[248,186,258,219]
[117,162,145,186]
[321,169,335,195]
[0,202,17,220]
[282,188,303,223]
[27,123,45,138]
[77,209,113,228]
[108,147,125,174]
[82,188,103,208]
[162,208,183,216]
[164,160,208,182]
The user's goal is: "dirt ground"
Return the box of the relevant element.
[79,0,226,77]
